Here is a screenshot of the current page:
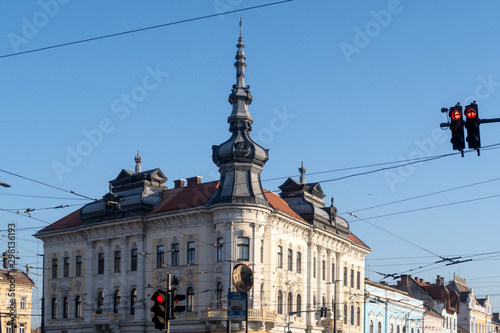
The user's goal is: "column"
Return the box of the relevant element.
[84,241,95,323]
[120,236,129,318]
[103,238,112,313]
[136,232,146,321]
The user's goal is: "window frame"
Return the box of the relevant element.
[63,257,70,278]
[51,258,58,279]
[187,241,196,265]
[75,255,82,277]
[156,245,165,269]
[216,238,224,262]
[237,237,249,260]
[277,246,283,268]
[131,248,138,271]
[114,251,121,273]
[97,253,105,275]
[287,249,293,271]
[171,243,179,266]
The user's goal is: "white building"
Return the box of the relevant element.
[35,32,370,333]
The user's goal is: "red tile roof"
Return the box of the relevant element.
[37,208,81,233]
[0,269,35,286]
[36,181,369,250]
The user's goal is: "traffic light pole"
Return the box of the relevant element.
[166,274,171,333]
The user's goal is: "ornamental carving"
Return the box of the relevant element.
[234,141,251,158]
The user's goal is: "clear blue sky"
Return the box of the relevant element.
[2,1,500,326]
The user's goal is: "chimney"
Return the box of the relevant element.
[186,176,202,186]
[174,179,186,189]
[26,264,29,276]
[437,275,442,285]
[420,278,425,283]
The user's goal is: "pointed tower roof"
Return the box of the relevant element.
[210,23,269,206]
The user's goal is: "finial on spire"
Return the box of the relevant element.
[135,151,142,173]
[239,15,242,38]
[299,161,307,184]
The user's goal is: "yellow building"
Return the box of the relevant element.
[0,268,35,333]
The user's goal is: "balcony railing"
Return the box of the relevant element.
[201,308,277,321]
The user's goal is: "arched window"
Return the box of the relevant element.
[237,237,249,260]
[216,238,224,262]
[114,251,121,272]
[296,294,301,317]
[370,320,374,333]
[63,297,69,318]
[277,290,283,314]
[288,293,293,314]
[130,289,137,315]
[403,326,406,333]
[397,325,400,333]
[391,324,394,333]
[216,282,223,309]
[75,295,81,318]
[357,307,361,326]
[156,245,165,268]
[113,290,121,313]
[411,328,414,333]
[187,287,194,312]
[344,304,348,323]
[187,242,196,265]
[51,298,57,319]
[378,321,382,333]
[97,291,104,313]
[52,258,58,279]
[130,248,138,271]
[97,253,104,274]
[350,305,354,325]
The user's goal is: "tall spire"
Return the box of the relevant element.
[210,22,269,207]
[299,161,306,184]
[134,151,142,173]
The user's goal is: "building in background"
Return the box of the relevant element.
[394,275,460,333]
[34,32,370,333]
[0,267,35,333]
[446,275,492,333]
[365,279,425,333]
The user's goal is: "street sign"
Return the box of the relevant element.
[227,292,247,321]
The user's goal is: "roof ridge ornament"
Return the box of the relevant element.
[134,151,142,173]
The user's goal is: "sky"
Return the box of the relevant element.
[2,0,500,326]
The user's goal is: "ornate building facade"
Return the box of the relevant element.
[0,268,35,333]
[35,32,370,333]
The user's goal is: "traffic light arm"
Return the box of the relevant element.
[441,117,500,127]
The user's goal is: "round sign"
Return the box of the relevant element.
[232,263,254,293]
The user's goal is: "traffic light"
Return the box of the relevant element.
[449,104,465,151]
[151,290,168,330]
[169,289,186,319]
[465,101,481,150]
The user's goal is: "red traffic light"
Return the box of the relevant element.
[156,294,166,303]
[466,108,477,119]
[450,109,462,120]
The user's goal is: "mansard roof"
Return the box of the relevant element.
[35,180,369,250]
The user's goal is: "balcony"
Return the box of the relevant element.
[201,308,278,331]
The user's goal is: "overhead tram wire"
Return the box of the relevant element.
[0,0,294,60]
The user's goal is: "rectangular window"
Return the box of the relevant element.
[357,271,361,289]
[98,253,104,274]
[171,243,179,266]
[216,238,224,262]
[296,252,302,273]
[287,249,293,271]
[131,249,138,271]
[75,296,82,318]
[156,245,165,268]
[114,251,121,273]
[277,246,283,268]
[332,262,335,282]
[19,323,25,333]
[313,257,316,278]
[237,237,249,260]
[322,260,326,280]
[343,267,348,286]
[350,269,355,288]
[63,257,69,278]
[52,258,58,279]
[187,241,195,265]
[75,255,82,277]
[20,296,26,309]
